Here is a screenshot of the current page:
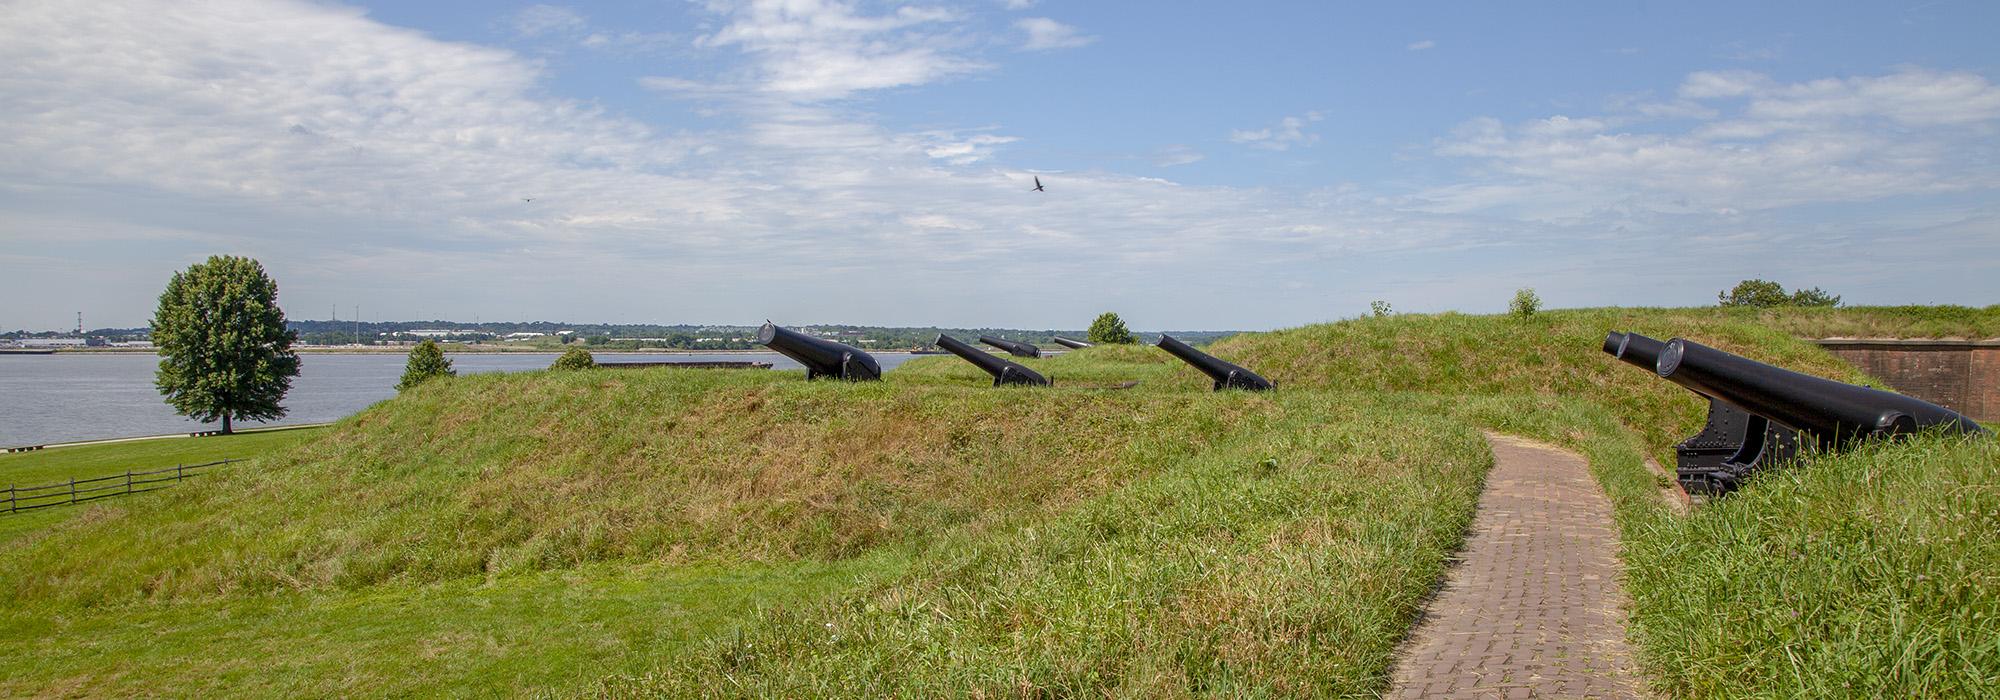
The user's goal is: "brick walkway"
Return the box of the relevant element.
[1387,433,1646,699]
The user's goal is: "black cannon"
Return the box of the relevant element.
[935,334,1051,387]
[978,335,1042,358]
[1051,336,1093,350]
[1604,331,1800,494]
[756,322,881,381]
[1157,334,1274,391]
[1658,338,1985,449]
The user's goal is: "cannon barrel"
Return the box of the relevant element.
[756,322,881,381]
[1658,338,1985,448]
[1603,331,1668,372]
[978,335,1042,358]
[1604,330,1803,495]
[1157,334,1274,391]
[935,335,1051,387]
[1051,336,1093,350]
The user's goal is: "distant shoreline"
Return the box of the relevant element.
[43,347,921,355]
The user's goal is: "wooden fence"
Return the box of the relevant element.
[4,459,241,514]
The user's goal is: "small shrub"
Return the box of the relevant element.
[551,347,594,371]
[1086,312,1136,344]
[1370,300,1393,317]
[396,339,456,391]
[1510,288,1541,318]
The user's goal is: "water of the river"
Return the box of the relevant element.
[0,352,922,447]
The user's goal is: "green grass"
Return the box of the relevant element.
[3,305,1991,697]
[611,395,1488,697]
[1215,307,1998,698]
[0,428,322,544]
[6,363,1488,696]
[1626,435,2000,697]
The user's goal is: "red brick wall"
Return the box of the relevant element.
[1817,340,2000,422]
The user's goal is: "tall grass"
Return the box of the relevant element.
[1215,308,1998,698]
[611,395,1490,697]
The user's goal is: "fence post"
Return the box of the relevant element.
[176,463,184,482]
[69,477,77,505]
[126,470,134,495]
[6,485,13,514]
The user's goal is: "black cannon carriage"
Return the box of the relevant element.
[1603,330,1985,494]
[1604,331,1801,494]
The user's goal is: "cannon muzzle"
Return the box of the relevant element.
[978,335,1042,358]
[1051,336,1093,350]
[1157,334,1274,391]
[1658,338,1985,448]
[936,335,1051,387]
[756,322,882,381]
[1603,331,1668,372]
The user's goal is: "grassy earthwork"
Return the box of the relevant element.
[0,306,1992,697]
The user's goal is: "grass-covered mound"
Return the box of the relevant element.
[0,369,1264,608]
[614,396,1488,697]
[0,357,1489,696]
[1214,307,1998,698]
[1751,304,2000,338]
[1210,307,1873,462]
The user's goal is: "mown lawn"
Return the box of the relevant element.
[0,428,322,544]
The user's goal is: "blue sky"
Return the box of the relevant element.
[2,0,1997,330]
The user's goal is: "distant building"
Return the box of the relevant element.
[19,337,88,348]
[504,332,547,340]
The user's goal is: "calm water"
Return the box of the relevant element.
[0,352,921,447]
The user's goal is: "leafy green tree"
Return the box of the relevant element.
[152,255,300,434]
[551,347,595,370]
[1510,288,1541,318]
[1789,287,1841,307]
[396,339,455,391]
[1718,279,1841,308]
[1370,300,1393,317]
[1718,279,1791,308]
[1087,312,1136,344]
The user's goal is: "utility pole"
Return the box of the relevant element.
[354,305,360,346]
[75,312,82,335]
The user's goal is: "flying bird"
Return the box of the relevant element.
[1032,176,1045,192]
[522,198,533,202]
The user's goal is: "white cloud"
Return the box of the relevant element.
[2,3,1995,329]
[509,4,587,38]
[1426,68,2000,220]
[1229,112,1324,151]
[1016,17,1095,51]
[691,0,983,100]
[922,133,1019,165]
[1406,39,1435,51]
[1000,0,1036,9]
[1153,144,1204,167]
[0,0,1476,329]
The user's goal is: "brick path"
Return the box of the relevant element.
[1387,433,1646,699]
